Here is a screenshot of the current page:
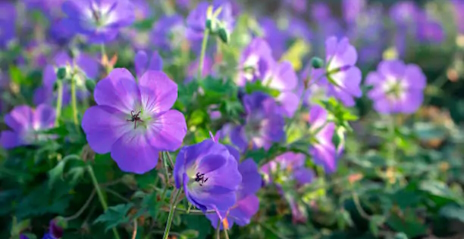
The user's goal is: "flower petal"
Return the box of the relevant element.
[134,51,149,79]
[148,110,186,151]
[138,71,178,114]
[0,131,23,149]
[94,68,140,114]
[237,159,262,199]
[82,106,131,154]
[110,131,160,174]
[33,104,56,130]
[4,105,33,132]
[229,195,260,226]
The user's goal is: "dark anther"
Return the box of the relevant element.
[127,110,144,129]
[195,172,209,186]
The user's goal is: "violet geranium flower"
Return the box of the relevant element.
[320,36,362,107]
[308,105,338,173]
[174,140,242,212]
[366,60,426,114]
[151,14,186,51]
[81,68,187,174]
[61,0,135,43]
[206,146,262,229]
[134,50,163,79]
[230,92,285,152]
[0,2,16,48]
[41,220,63,239]
[0,104,56,149]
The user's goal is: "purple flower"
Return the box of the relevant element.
[62,0,135,43]
[366,60,426,114]
[185,56,213,83]
[34,51,100,106]
[283,0,307,14]
[174,140,242,212]
[320,36,362,107]
[0,2,16,48]
[151,14,185,51]
[261,152,314,186]
[237,38,274,87]
[81,68,187,174]
[452,0,464,34]
[230,92,285,152]
[415,12,444,43]
[259,18,289,60]
[134,51,163,79]
[261,152,314,223]
[0,104,56,149]
[342,0,366,24]
[238,38,299,117]
[41,220,63,239]
[308,105,338,173]
[206,146,261,229]
[186,1,235,42]
[287,17,312,43]
[20,235,29,239]
[389,1,419,27]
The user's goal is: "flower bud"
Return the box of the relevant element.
[310,57,324,69]
[85,79,96,93]
[218,27,229,44]
[56,67,67,80]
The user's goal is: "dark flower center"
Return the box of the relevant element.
[126,110,144,129]
[195,172,208,186]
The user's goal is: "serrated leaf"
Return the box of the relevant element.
[94,203,134,232]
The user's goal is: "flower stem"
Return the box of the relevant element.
[86,165,121,239]
[162,189,182,239]
[54,80,63,126]
[70,75,79,127]
[223,229,230,239]
[216,220,221,239]
[197,29,210,81]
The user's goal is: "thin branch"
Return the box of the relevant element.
[352,193,371,220]
[104,188,131,203]
[64,190,96,221]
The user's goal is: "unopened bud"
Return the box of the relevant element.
[56,67,67,80]
[310,57,324,69]
[218,28,229,44]
[85,79,96,93]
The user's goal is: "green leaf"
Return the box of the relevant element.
[9,65,25,85]
[94,203,134,232]
[439,204,464,222]
[369,215,385,238]
[387,211,427,238]
[180,229,200,239]
[188,109,206,126]
[181,215,212,239]
[48,155,80,187]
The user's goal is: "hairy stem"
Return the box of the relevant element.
[54,80,63,126]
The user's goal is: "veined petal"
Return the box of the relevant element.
[33,104,56,130]
[148,110,186,151]
[138,71,178,114]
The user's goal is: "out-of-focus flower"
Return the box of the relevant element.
[231,92,285,151]
[261,152,314,223]
[0,2,16,48]
[61,0,135,43]
[342,0,366,24]
[151,14,186,51]
[206,146,262,229]
[33,51,100,106]
[366,60,426,114]
[310,3,344,56]
[287,17,312,43]
[42,220,63,239]
[186,1,234,42]
[134,50,163,79]
[81,68,187,174]
[0,104,56,149]
[174,140,242,212]
[283,0,307,14]
[389,1,419,27]
[452,0,464,34]
[186,56,213,83]
[415,12,444,43]
[237,38,274,86]
[319,36,362,107]
[20,234,29,239]
[132,0,153,21]
[238,38,299,117]
[259,17,289,60]
[308,105,338,173]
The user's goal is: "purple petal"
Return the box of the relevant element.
[277,92,299,118]
[237,159,262,199]
[148,51,163,71]
[94,68,140,114]
[0,131,23,149]
[4,105,33,132]
[81,106,132,154]
[110,131,160,174]
[228,195,260,226]
[134,51,149,79]
[138,71,177,114]
[147,110,186,151]
[404,64,426,90]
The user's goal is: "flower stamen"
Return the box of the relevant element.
[127,110,144,129]
[195,172,209,186]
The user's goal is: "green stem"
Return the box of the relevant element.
[216,220,221,239]
[223,229,230,239]
[162,189,182,239]
[387,115,396,167]
[197,29,210,81]
[87,165,121,239]
[70,75,79,127]
[54,80,63,126]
